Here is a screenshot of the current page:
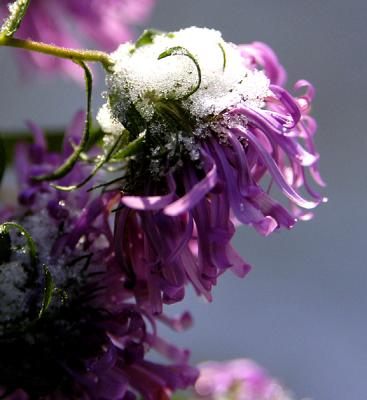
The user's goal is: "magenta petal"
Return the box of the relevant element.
[226,245,252,278]
[232,127,319,209]
[270,84,301,127]
[158,312,194,332]
[121,192,175,210]
[163,153,218,217]
[294,79,316,102]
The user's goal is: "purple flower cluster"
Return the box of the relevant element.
[0,22,324,400]
[193,359,295,400]
[99,30,325,314]
[0,0,155,77]
[0,117,197,400]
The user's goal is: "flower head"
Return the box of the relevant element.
[93,27,325,313]
[0,118,197,400]
[0,0,155,77]
[193,359,295,400]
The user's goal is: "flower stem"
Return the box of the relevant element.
[33,61,93,182]
[0,36,113,70]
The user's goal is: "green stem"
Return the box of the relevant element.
[52,132,145,192]
[0,36,113,71]
[0,0,31,38]
[33,61,93,182]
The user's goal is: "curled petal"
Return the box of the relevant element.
[233,127,319,209]
[270,84,301,128]
[163,152,218,217]
[231,106,318,167]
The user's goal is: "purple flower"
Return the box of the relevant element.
[0,0,155,77]
[0,117,198,400]
[193,359,295,400]
[93,27,325,314]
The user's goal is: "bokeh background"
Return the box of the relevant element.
[0,1,366,399]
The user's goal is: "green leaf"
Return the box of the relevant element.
[0,0,31,38]
[38,265,55,318]
[157,46,202,99]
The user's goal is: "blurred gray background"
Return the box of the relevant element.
[1,1,366,399]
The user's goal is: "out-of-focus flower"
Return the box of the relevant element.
[93,27,325,314]
[193,359,295,400]
[0,0,155,77]
[0,117,197,400]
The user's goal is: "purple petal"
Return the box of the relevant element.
[163,152,218,217]
[121,192,175,211]
[232,127,319,209]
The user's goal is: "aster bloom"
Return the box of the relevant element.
[0,0,155,77]
[0,120,198,400]
[86,27,325,314]
[193,359,295,400]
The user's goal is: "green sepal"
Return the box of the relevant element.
[131,29,175,53]
[51,133,123,191]
[52,132,145,191]
[0,0,31,38]
[134,29,163,50]
[0,221,38,268]
[154,99,195,133]
[38,265,56,319]
[157,46,202,99]
[110,133,146,161]
[218,41,227,71]
[121,102,147,137]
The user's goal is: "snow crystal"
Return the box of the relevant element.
[105,26,270,125]
[96,103,125,148]
[0,211,91,329]
[0,260,29,325]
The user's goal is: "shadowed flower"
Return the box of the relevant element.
[193,359,295,400]
[0,0,155,78]
[0,119,197,400]
[91,27,325,314]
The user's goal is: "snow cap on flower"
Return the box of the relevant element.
[95,27,325,313]
[104,27,269,124]
[194,359,295,400]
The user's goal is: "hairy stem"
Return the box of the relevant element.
[33,61,93,182]
[0,36,113,70]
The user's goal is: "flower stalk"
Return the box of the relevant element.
[0,36,113,71]
[0,0,31,38]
